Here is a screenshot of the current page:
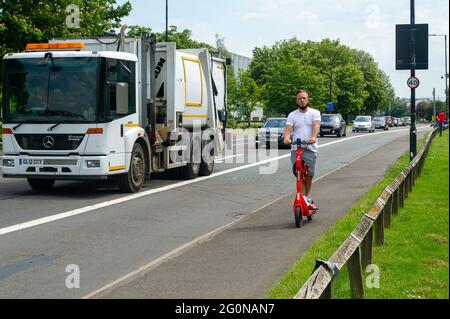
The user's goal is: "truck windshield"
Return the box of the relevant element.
[3,57,99,123]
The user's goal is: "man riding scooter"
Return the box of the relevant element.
[283,89,321,209]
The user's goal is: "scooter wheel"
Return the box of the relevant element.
[295,207,302,228]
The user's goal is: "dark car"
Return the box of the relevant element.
[320,113,347,137]
[256,117,287,148]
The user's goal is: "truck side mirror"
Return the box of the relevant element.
[218,110,226,122]
[226,58,232,66]
[116,82,129,115]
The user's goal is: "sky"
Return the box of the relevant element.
[118,0,449,100]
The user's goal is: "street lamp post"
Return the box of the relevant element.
[165,0,169,42]
[429,33,448,115]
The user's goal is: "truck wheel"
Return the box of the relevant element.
[180,138,201,180]
[27,178,55,191]
[118,143,146,193]
[199,139,215,176]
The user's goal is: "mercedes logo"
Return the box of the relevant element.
[43,136,55,149]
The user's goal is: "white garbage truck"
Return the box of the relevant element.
[1,28,228,192]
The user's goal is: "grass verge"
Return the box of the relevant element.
[267,129,448,299]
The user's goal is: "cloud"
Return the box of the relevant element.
[297,11,318,25]
[241,12,265,21]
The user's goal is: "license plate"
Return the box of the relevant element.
[21,159,43,165]
[322,129,330,132]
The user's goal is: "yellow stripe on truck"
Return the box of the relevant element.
[124,124,139,128]
[109,165,125,171]
[183,114,208,119]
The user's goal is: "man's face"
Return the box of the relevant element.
[296,93,309,109]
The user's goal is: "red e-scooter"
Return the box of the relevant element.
[293,139,318,228]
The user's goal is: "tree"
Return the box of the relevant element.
[0,0,131,55]
[127,25,213,50]
[233,69,262,127]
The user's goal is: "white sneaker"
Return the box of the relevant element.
[303,195,313,204]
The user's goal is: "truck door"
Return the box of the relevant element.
[103,58,138,172]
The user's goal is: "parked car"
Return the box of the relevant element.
[320,113,347,137]
[373,116,389,130]
[385,116,393,127]
[399,117,406,126]
[352,115,375,133]
[256,117,287,149]
[393,117,399,127]
[402,117,411,125]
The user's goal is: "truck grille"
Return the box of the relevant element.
[14,134,85,151]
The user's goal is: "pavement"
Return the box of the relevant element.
[94,132,415,299]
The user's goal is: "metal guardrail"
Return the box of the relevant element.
[295,128,438,299]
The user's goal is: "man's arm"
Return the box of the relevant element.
[283,124,293,145]
[307,120,320,144]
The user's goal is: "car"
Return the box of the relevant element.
[399,117,406,126]
[385,116,393,127]
[320,113,347,137]
[402,117,411,125]
[256,117,287,149]
[352,115,375,133]
[373,116,389,130]
[393,117,399,126]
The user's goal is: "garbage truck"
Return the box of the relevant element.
[1,27,228,192]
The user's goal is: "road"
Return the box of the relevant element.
[0,125,432,298]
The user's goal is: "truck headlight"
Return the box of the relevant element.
[86,160,101,168]
[2,159,15,167]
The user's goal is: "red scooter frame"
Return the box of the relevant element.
[293,139,318,228]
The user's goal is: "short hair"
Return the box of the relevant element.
[296,89,309,97]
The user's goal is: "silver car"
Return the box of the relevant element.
[256,118,287,149]
[352,115,375,133]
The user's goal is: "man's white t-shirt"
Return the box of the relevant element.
[286,107,321,152]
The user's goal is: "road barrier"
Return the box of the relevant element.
[295,128,437,299]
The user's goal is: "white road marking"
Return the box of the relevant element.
[0,126,430,237]
[215,154,244,163]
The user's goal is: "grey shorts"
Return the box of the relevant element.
[290,148,317,177]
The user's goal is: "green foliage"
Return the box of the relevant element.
[127,25,213,50]
[390,97,408,117]
[0,0,131,55]
[230,69,262,125]
[226,114,237,129]
[249,38,396,118]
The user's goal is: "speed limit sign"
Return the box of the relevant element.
[407,76,420,89]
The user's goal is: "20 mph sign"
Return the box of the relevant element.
[407,76,420,89]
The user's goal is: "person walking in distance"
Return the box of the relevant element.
[437,111,446,137]
[283,89,321,204]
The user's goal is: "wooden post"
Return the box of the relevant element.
[410,169,414,191]
[361,227,373,268]
[404,175,409,199]
[375,210,384,246]
[400,180,405,208]
[320,282,332,299]
[392,188,399,214]
[384,197,392,228]
[347,248,365,299]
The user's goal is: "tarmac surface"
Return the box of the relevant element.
[95,132,416,299]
